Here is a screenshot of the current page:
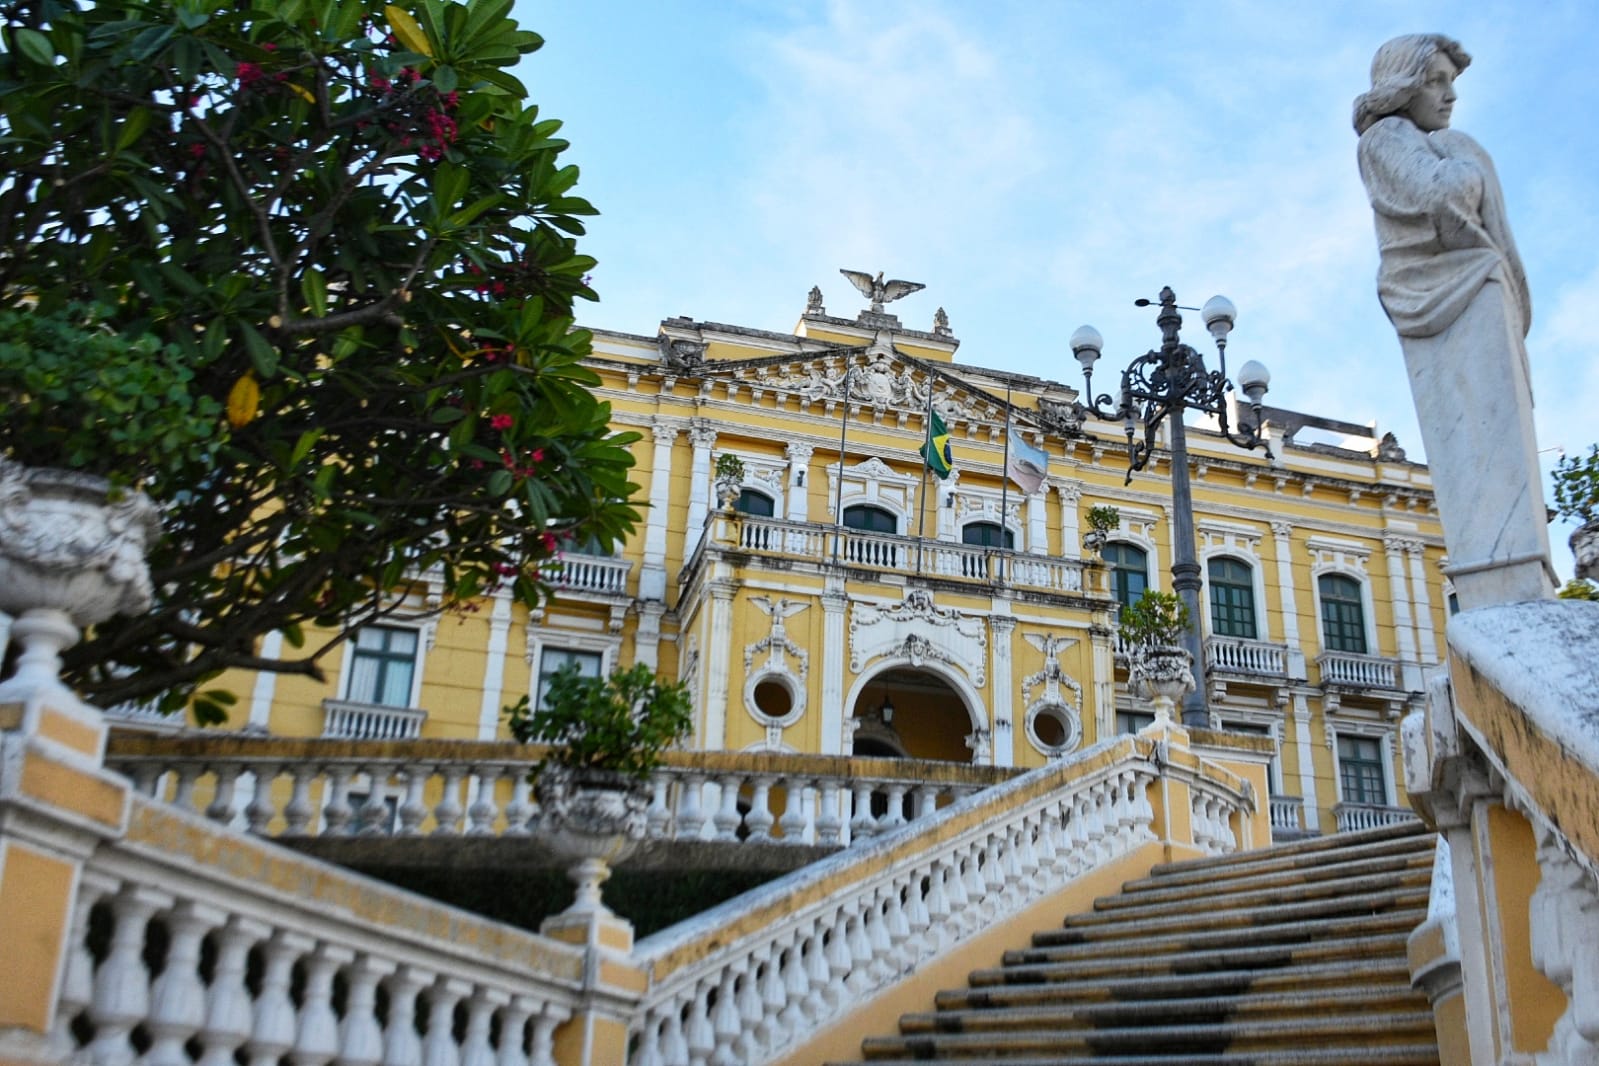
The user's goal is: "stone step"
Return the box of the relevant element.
[1129,832,1437,894]
[900,984,1432,1036]
[1144,822,1432,881]
[968,930,1413,987]
[937,957,1416,1012]
[1019,908,1423,963]
[1050,883,1428,941]
[829,1047,1441,1066]
[857,1010,1438,1060]
[1060,871,1429,931]
[1107,849,1435,909]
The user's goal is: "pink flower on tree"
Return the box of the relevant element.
[490,414,514,431]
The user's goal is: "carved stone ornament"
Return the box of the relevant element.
[1129,645,1195,725]
[1036,396,1085,435]
[0,460,160,627]
[850,588,987,686]
[535,768,649,917]
[1573,520,1599,583]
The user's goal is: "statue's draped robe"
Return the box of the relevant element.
[1358,116,1554,608]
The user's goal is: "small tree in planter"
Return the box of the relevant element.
[714,453,746,510]
[1117,589,1195,726]
[1553,445,1599,582]
[1082,504,1120,554]
[506,662,693,916]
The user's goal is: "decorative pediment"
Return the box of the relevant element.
[849,589,987,686]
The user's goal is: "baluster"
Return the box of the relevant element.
[1110,774,1136,852]
[146,899,222,1066]
[398,766,430,835]
[864,888,895,984]
[244,763,280,835]
[848,783,875,843]
[802,919,834,1020]
[777,778,809,844]
[504,774,535,836]
[736,951,769,1060]
[356,766,394,835]
[195,916,270,1066]
[87,885,167,1066]
[422,978,470,1066]
[382,967,431,1066]
[1032,807,1061,889]
[844,900,876,994]
[432,767,467,836]
[467,768,503,835]
[205,764,243,824]
[881,783,909,831]
[997,825,1025,910]
[676,774,708,840]
[744,776,776,841]
[912,784,938,822]
[246,932,314,1066]
[939,856,970,944]
[1079,789,1105,866]
[899,868,931,967]
[651,1001,688,1066]
[707,964,743,1066]
[530,1006,569,1066]
[291,944,353,1066]
[322,765,355,836]
[632,1011,666,1066]
[757,939,789,1052]
[496,997,534,1066]
[52,873,114,1059]
[460,988,503,1066]
[130,763,161,796]
[776,930,811,1036]
[339,956,395,1066]
[964,845,991,928]
[814,780,843,846]
[920,860,952,957]
[645,772,673,838]
[172,763,202,813]
[712,774,743,842]
[683,979,716,1066]
[883,880,913,967]
[823,909,854,1012]
[282,765,316,836]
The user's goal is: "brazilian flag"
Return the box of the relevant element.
[921,410,954,479]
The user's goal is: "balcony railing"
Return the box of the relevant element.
[1269,794,1306,833]
[1206,636,1289,679]
[1333,801,1419,833]
[321,699,426,741]
[1316,650,1400,690]
[732,515,1085,594]
[547,551,632,596]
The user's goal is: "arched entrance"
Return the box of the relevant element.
[850,666,978,763]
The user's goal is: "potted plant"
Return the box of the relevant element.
[1082,504,1120,554]
[1117,589,1195,724]
[1552,444,1599,581]
[0,304,219,693]
[714,452,745,510]
[505,662,694,915]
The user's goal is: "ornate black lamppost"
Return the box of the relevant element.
[1071,286,1272,728]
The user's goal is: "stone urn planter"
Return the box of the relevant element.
[1572,520,1599,583]
[535,768,649,917]
[1129,644,1195,727]
[713,475,742,511]
[0,461,159,701]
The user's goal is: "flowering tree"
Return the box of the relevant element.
[0,0,640,720]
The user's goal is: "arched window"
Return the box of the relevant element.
[1319,574,1367,653]
[1208,557,1257,638]
[842,504,897,534]
[961,522,1013,549]
[735,489,775,517]
[1103,542,1149,609]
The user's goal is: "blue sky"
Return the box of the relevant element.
[513,1,1599,578]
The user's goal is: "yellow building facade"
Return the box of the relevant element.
[206,288,1450,839]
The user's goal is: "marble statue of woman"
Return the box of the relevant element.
[1355,33,1556,609]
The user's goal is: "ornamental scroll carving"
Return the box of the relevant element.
[849,588,986,687]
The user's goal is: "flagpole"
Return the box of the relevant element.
[831,356,854,566]
[999,383,1012,585]
[915,365,937,574]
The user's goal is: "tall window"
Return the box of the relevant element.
[345,626,419,707]
[961,522,1013,548]
[735,489,775,517]
[536,648,604,711]
[842,504,896,533]
[1319,574,1368,653]
[1337,734,1388,805]
[1103,543,1149,609]
[1208,557,1257,638]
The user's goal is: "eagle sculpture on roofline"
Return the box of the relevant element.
[840,269,925,314]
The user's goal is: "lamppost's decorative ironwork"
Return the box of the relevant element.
[1071,286,1272,728]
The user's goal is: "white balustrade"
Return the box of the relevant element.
[1269,794,1305,833]
[322,699,427,740]
[55,794,583,1066]
[628,736,1210,1065]
[1316,650,1400,689]
[1206,636,1289,678]
[547,552,632,595]
[105,742,1004,847]
[1333,801,1420,833]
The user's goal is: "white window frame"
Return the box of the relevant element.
[336,621,427,710]
[1311,570,1378,657]
[1325,718,1397,808]
[526,629,619,708]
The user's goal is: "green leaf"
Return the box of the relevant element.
[300,267,328,317]
[488,468,513,495]
[240,323,280,377]
[13,28,54,66]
